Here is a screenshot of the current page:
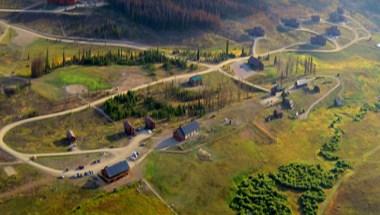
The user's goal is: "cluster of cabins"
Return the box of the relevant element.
[124,116,156,136]
[101,119,200,183]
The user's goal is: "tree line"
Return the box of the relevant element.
[31,49,188,78]
[108,0,267,30]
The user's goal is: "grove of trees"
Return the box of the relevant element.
[230,174,292,215]
[30,48,190,78]
[108,0,267,30]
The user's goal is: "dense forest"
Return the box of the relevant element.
[107,0,266,30]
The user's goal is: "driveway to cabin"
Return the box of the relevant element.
[299,75,341,120]
[0,15,371,177]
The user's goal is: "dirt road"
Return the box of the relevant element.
[0,15,371,178]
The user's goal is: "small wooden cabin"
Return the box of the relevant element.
[66,130,76,143]
[145,116,156,130]
[124,120,136,136]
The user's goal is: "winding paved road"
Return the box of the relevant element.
[0,14,372,177]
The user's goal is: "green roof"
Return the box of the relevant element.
[189,75,202,82]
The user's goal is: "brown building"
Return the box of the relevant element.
[124,120,136,136]
[145,116,156,130]
[173,121,200,142]
[66,130,76,143]
[100,160,130,183]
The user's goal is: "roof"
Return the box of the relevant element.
[248,56,263,67]
[104,160,130,178]
[189,75,203,82]
[145,116,154,122]
[179,121,200,136]
[67,130,75,137]
[296,79,309,86]
[124,120,133,127]
[335,98,344,106]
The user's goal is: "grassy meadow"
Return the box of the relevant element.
[35,153,110,170]
[4,109,129,153]
[0,181,172,215]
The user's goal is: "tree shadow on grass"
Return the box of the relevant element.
[106,132,127,142]
[53,138,71,148]
[276,25,292,33]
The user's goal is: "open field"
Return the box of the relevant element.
[4,109,128,153]
[325,148,380,215]
[0,164,45,194]
[31,65,150,101]
[35,152,111,171]
[0,181,172,215]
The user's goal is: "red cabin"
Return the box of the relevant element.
[47,0,78,5]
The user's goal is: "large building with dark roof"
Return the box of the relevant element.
[173,121,200,142]
[248,56,264,71]
[100,160,130,183]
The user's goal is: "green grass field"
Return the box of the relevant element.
[32,66,114,100]
[0,181,172,215]
[0,164,44,193]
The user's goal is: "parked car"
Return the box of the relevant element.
[129,151,140,161]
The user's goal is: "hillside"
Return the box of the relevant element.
[5,0,379,46]
[108,0,267,30]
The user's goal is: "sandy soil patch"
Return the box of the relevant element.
[65,84,88,95]
[3,166,17,177]
[116,71,150,91]
[231,61,259,79]
[11,27,37,47]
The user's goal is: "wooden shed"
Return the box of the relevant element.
[124,120,136,136]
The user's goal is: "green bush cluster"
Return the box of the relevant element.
[230,174,292,215]
[299,189,326,215]
[353,103,371,122]
[231,161,351,215]
[319,115,343,161]
[330,160,352,177]
[271,163,334,191]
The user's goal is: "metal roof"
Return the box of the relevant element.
[296,79,309,86]
[180,121,200,136]
[104,160,130,178]
[190,75,203,82]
